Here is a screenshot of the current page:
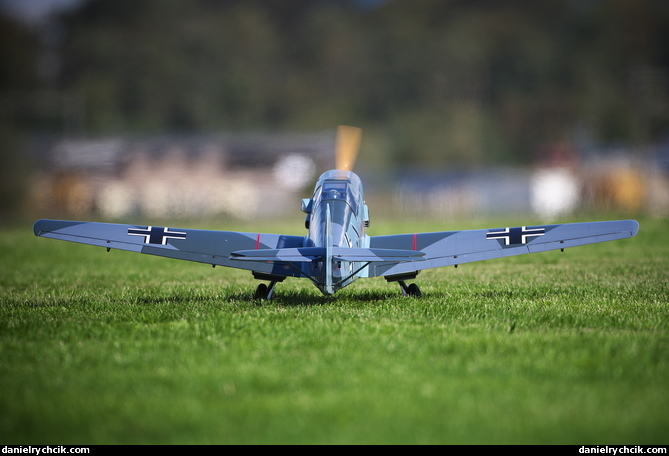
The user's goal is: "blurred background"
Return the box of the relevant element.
[1,0,668,223]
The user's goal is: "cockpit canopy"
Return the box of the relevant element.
[301,169,369,231]
[315,179,359,213]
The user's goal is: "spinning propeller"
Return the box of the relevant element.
[335,125,362,171]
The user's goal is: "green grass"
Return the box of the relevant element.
[1,216,667,444]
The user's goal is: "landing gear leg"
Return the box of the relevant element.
[252,273,285,302]
[254,281,277,301]
[398,280,422,297]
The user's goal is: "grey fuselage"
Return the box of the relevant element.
[302,170,370,295]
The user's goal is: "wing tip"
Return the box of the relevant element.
[628,219,640,237]
[33,219,45,236]
[32,219,80,237]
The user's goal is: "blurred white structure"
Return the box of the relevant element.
[531,167,580,220]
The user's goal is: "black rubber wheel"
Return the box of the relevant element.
[254,283,268,300]
[407,283,422,297]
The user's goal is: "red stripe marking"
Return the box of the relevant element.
[412,233,417,251]
[255,233,261,249]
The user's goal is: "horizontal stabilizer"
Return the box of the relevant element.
[231,247,425,263]
[333,247,425,262]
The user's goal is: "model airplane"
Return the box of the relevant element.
[33,126,639,300]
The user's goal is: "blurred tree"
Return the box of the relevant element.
[28,0,669,167]
[0,11,40,89]
[0,11,41,218]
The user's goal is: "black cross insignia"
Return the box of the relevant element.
[486,226,546,246]
[127,226,187,245]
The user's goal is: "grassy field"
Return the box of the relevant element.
[1,215,667,444]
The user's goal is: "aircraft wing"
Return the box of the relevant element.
[33,219,306,278]
[367,220,639,278]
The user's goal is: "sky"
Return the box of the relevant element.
[0,0,82,24]
[0,0,389,24]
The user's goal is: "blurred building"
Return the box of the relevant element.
[392,140,668,221]
[29,132,333,220]
[27,131,669,222]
